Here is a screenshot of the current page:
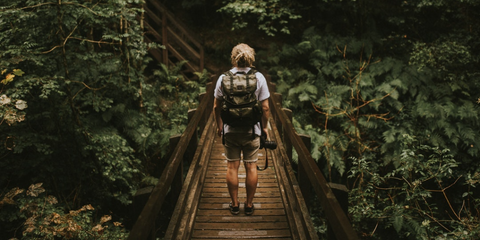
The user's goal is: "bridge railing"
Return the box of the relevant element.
[127,79,215,240]
[267,78,360,240]
[142,1,204,75]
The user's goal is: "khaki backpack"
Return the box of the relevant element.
[220,69,262,128]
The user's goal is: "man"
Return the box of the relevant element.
[213,43,270,215]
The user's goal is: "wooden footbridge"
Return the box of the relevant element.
[128,2,359,239]
[127,76,359,240]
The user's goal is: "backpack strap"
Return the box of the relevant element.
[224,71,234,99]
[246,69,257,93]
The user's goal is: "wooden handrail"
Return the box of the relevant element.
[163,114,216,239]
[268,114,318,239]
[148,1,202,50]
[144,1,204,73]
[127,79,215,240]
[267,79,360,240]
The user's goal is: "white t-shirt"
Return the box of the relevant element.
[214,67,270,136]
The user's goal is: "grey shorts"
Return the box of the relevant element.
[224,133,260,163]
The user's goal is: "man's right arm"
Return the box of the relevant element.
[261,99,270,140]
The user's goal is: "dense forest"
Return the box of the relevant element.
[1,0,480,239]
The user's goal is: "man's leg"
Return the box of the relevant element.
[244,162,258,208]
[243,136,260,209]
[226,160,241,207]
[224,133,242,209]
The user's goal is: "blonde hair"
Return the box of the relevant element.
[231,43,255,68]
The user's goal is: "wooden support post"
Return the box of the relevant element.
[200,81,213,134]
[162,12,168,65]
[326,183,350,240]
[169,134,183,209]
[150,223,156,240]
[274,93,283,139]
[297,134,312,207]
[206,81,213,111]
[282,108,293,163]
[187,109,198,165]
[131,186,154,231]
[267,78,276,93]
[198,92,206,133]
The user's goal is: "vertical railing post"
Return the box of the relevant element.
[198,81,213,135]
[297,134,312,207]
[187,109,198,164]
[273,93,283,139]
[282,108,293,163]
[169,134,183,208]
[198,93,206,133]
[206,81,213,112]
[267,80,276,114]
[161,11,168,65]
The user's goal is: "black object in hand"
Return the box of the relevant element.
[260,132,277,150]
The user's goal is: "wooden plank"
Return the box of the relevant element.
[203,182,279,188]
[200,192,281,198]
[188,131,295,239]
[166,43,199,72]
[191,229,291,238]
[269,139,304,240]
[204,178,278,183]
[269,118,317,240]
[194,222,290,230]
[200,197,283,203]
[198,203,285,210]
[165,115,216,239]
[167,26,201,59]
[202,187,280,193]
[195,215,289,223]
[191,239,292,240]
[206,171,275,176]
[178,130,215,239]
[196,209,286,216]
[144,7,162,27]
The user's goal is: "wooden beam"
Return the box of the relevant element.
[269,119,318,240]
[268,79,360,240]
[127,77,216,240]
[164,115,215,239]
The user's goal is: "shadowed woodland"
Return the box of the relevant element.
[1,0,480,239]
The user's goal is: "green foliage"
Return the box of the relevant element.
[0,1,203,238]
[266,29,409,176]
[348,136,480,239]
[218,0,301,36]
[410,41,472,73]
[0,0,148,206]
[141,62,205,158]
[264,23,480,174]
[0,183,128,239]
[257,0,480,236]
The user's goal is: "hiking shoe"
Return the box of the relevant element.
[229,202,239,215]
[244,203,254,215]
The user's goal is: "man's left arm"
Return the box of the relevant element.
[214,97,224,136]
